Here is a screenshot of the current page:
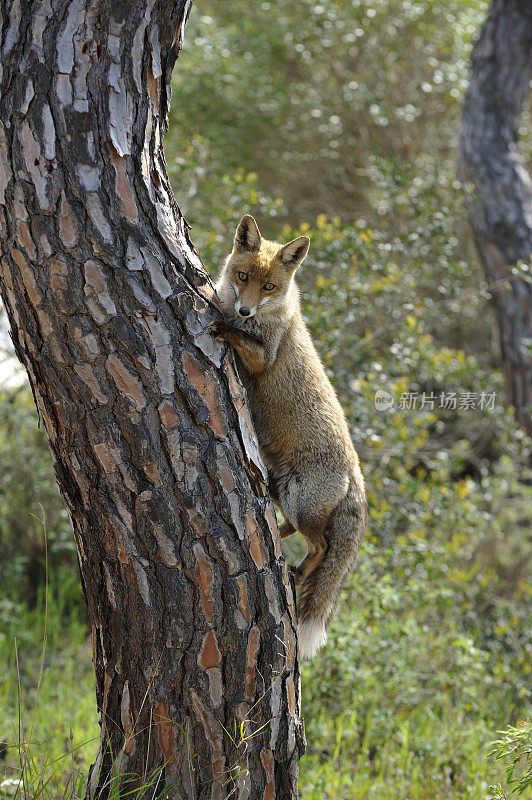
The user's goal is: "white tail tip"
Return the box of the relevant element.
[298,619,327,659]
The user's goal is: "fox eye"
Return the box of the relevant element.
[238,271,248,282]
[263,282,276,291]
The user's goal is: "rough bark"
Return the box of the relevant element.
[458,0,532,435]
[0,2,303,798]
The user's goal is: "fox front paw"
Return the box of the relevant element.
[208,318,230,341]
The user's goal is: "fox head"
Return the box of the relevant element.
[216,215,310,320]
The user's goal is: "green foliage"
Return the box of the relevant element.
[0,386,76,607]
[490,721,532,798]
[169,0,488,220]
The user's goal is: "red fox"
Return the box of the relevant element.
[212,215,367,658]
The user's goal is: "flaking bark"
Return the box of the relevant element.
[0,1,303,798]
[458,0,532,435]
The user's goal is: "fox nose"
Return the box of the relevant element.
[239,306,251,317]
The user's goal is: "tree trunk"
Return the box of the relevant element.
[0,2,303,798]
[458,0,532,435]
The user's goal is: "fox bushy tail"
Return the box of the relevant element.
[297,482,367,659]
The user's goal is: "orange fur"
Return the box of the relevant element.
[214,215,367,658]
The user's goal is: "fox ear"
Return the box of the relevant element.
[278,235,310,270]
[234,214,261,252]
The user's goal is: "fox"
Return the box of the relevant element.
[211,214,367,659]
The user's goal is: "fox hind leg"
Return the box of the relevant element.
[294,534,327,587]
[279,473,365,659]
[277,476,330,582]
[279,519,297,539]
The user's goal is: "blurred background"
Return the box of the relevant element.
[1,1,531,798]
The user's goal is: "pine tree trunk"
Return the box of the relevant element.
[458,0,532,435]
[0,2,304,798]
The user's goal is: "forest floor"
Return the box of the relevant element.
[0,576,528,800]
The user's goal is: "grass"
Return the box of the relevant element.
[0,593,176,799]
[0,589,529,800]
[300,707,500,799]
[0,525,529,800]
[0,583,97,800]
